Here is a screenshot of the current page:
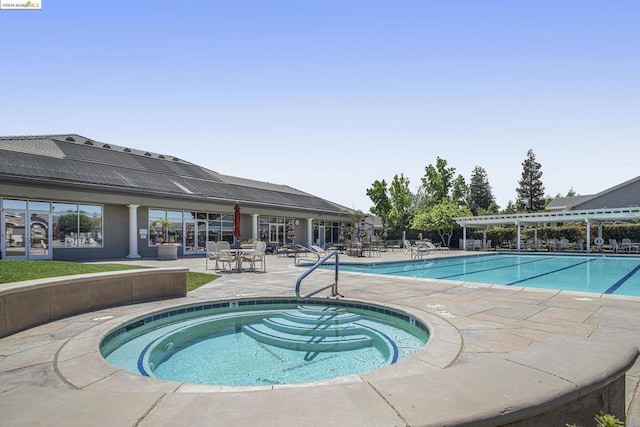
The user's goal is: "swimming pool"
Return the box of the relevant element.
[334,253,640,296]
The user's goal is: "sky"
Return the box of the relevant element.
[1,1,638,212]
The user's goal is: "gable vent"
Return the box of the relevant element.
[84,140,93,145]
[103,144,111,149]
[123,148,131,152]
[66,137,76,142]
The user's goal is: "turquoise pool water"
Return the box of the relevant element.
[101,299,429,386]
[334,253,640,296]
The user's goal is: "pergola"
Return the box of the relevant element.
[455,207,640,253]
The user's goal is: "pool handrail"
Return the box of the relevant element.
[295,250,340,300]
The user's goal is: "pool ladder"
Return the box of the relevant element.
[295,250,341,300]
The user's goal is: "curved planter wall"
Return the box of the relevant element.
[0,267,187,338]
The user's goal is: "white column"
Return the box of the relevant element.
[462,226,467,250]
[126,204,141,259]
[252,214,259,239]
[516,221,522,251]
[307,218,313,248]
[585,218,591,254]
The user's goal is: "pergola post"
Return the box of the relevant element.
[462,225,467,250]
[482,227,487,249]
[516,221,522,251]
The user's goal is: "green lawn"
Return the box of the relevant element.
[0,260,217,292]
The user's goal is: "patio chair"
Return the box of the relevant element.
[483,239,492,250]
[559,239,570,251]
[206,241,234,271]
[242,241,267,272]
[609,239,619,253]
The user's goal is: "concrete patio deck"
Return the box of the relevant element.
[2,249,640,426]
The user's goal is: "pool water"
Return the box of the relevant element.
[101,301,429,386]
[334,253,640,296]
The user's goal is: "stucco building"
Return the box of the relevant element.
[0,134,352,261]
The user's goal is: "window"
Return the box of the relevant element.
[149,210,183,245]
[52,203,103,248]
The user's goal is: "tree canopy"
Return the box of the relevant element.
[412,200,472,247]
[366,174,413,239]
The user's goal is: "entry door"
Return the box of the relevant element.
[318,225,326,248]
[28,211,51,259]
[269,223,285,246]
[184,219,207,255]
[2,210,52,260]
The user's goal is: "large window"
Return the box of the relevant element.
[52,203,103,248]
[149,209,183,245]
[208,213,234,242]
[313,221,344,246]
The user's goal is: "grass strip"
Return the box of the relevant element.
[0,260,217,292]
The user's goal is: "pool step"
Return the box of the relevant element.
[280,311,362,325]
[263,317,367,337]
[243,323,373,352]
[243,306,372,352]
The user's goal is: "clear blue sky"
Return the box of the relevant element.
[1,1,638,212]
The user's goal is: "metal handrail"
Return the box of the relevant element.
[295,250,340,300]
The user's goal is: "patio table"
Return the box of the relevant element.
[229,248,255,272]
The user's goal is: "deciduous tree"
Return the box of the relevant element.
[412,200,472,247]
[388,174,414,238]
[366,179,391,229]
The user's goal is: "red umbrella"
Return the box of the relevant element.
[233,203,241,239]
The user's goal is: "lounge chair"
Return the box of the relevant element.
[559,239,570,251]
[483,239,492,250]
[423,241,450,252]
[311,245,327,255]
[403,239,429,259]
[242,241,267,272]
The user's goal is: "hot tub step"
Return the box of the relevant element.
[243,323,373,352]
[263,317,366,337]
[281,311,362,325]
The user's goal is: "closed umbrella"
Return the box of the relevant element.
[233,203,241,240]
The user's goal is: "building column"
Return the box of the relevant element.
[307,218,313,248]
[252,214,259,240]
[126,204,141,259]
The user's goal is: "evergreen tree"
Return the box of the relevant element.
[468,166,495,212]
[516,149,545,212]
